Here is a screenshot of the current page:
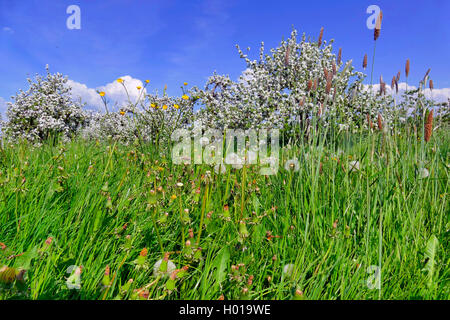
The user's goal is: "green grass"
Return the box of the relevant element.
[0,128,448,300]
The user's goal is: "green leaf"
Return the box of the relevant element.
[13,246,38,270]
[166,278,176,291]
[213,247,230,285]
[252,195,261,215]
[422,235,439,288]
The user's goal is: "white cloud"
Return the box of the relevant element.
[2,27,14,34]
[68,76,147,112]
[364,82,450,104]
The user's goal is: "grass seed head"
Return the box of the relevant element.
[377,113,383,130]
[367,114,374,129]
[406,59,410,78]
[337,48,342,65]
[318,27,324,47]
[307,79,313,92]
[325,73,332,94]
[284,45,291,66]
[374,10,383,40]
[425,109,434,142]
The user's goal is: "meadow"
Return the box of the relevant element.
[0,125,448,300]
[0,18,449,300]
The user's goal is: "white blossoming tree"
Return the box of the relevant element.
[193,28,394,136]
[3,65,86,143]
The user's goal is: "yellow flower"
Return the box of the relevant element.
[173,104,180,109]
[162,105,168,110]
[151,103,156,108]
[145,80,150,83]
[184,82,188,86]
[99,92,105,97]
[117,78,124,83]
[137,86,142,90]
[120,110,125,116]
[170,194,177,200]
[182,94,189,100]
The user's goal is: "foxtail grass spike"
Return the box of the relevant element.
[374,11,383,40]
[377,113,383,130]
[425,109,434,142]
[318,27,324,47]
[337,48,342,65]
[406,59,410,78]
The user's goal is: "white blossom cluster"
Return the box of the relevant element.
[2,65,86,143]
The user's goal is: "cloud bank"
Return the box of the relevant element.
[68,76,147,112]
[365,82,450,104]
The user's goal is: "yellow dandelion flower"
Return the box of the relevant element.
[137,86,142,90]
[120,110,125,116]
[182,94,189,100]
[117,78,124,83]
[173,104,180,109]
[99,92,105,97]
[151,103,156,108]
[162,105,168,110]
[170,194,177,200]
[184,82,188,86]
[145,80,150,84]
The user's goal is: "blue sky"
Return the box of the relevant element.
[1,0,449,114]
